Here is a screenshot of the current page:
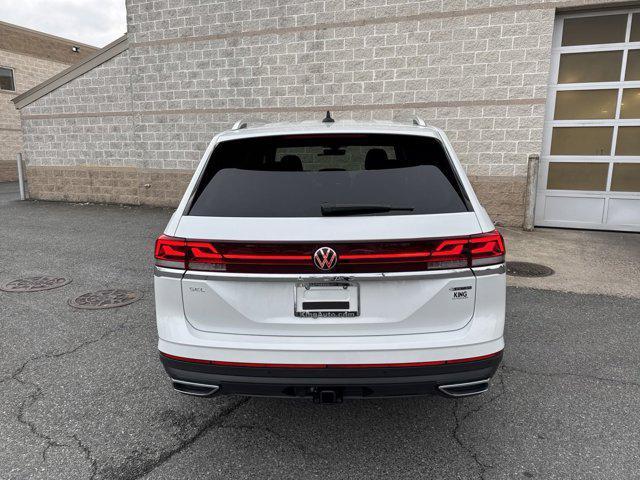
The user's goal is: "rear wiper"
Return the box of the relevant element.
[320,204,414,216]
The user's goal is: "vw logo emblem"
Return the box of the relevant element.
[313,247,338,271]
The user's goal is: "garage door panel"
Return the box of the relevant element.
[606,198,640,226]
[537,10,640,232]
[543,196,605,223]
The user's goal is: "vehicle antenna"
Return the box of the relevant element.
[322,111,335,123]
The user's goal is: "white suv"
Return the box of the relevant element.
[154,115,505,403]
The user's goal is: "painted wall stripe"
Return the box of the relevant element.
[21,97,546,121]
[130,0,594,49]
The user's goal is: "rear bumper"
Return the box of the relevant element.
[160,350,503,399]
[155,264,506,365]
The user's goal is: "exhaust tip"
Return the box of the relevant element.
[438,379,490,398]
[172,379,220,397]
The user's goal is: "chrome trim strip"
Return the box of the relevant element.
[438,379,490,398]
[171,379,220,397]
[182,268,472,282]
[472,263,506,277]
[154,266,185,279]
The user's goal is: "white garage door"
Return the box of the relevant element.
[536,9,640,232]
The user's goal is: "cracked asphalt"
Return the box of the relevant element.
[1,189,639,480]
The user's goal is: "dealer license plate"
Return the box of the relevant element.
[294,282,360,318]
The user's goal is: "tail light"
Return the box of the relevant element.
[154,235,188,269]
[155,235,226,271]
[154,231,505,273]
[469,231,505,266]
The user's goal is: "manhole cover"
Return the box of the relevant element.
[506,261,555,278]
[1,276,71,292]
[69,289,143,309]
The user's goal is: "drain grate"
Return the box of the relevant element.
[1,276,72,292]
[69,289,143,310]
[506,261,555,278]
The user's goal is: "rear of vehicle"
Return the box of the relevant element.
[154,120,505,402]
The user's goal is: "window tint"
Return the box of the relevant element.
[0,67,15,91]
[188,134,470,217]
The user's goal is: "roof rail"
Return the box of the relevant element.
[412,116,427,127]
[232,120,248,130]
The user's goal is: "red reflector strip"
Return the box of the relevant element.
[160,350,502,368]
[159,352,212,364]
[444,352,501,364]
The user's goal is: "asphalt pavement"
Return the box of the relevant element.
[0,182,19,204]
[1,196,639,480]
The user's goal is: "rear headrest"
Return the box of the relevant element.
[365,148,389,170]
[275,155,303,171]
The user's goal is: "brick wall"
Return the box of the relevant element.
[0,21,97,65]
[19,0,628,224]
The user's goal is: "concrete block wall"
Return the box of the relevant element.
[123,1,556,175]
[22,51,136,169]
[19,0,629,222]
[1,49,69,181]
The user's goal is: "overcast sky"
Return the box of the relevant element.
[0,0,126,47]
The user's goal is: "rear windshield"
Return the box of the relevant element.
[188,134,470,217]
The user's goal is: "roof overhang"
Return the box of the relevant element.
[12,35,128,110]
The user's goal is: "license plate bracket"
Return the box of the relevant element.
[294,282,360,318]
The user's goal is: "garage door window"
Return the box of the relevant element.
[616,127,640,155]
[611,163,640,191]
[631,13,640,41]
[547,162,609,191]
[550,127,613,156]
[558,51,623,83]
[620,89,640,118]
[561,14,628,46]
[625,50,640,80]
[554,90,617,119]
